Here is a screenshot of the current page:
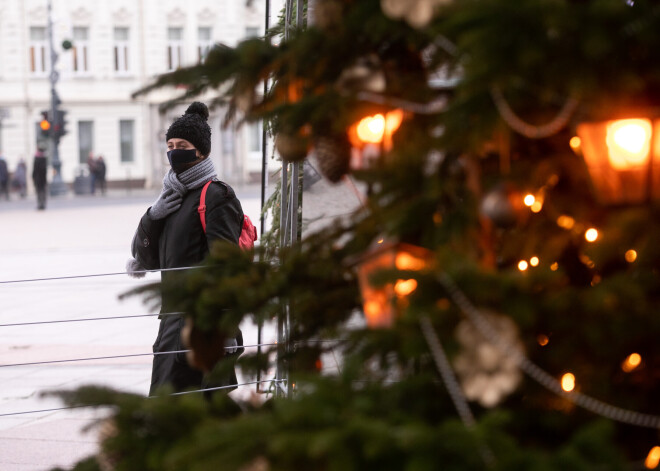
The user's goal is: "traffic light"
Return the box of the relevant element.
[39,111,51,134]
[53,109,68,141]
[36,110,51,150]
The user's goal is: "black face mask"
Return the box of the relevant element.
[167,148,198,172]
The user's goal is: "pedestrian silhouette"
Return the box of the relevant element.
[0,154,9,201]
[32,150,48,210]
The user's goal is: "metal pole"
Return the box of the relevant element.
[275,0,303,398]
[47,0,67,196]
[260,0,271,239]
[257,0,271,394]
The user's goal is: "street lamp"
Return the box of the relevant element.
[46,0,67,196]
[576,117,660,205]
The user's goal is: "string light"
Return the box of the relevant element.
[645,446,660,469]
[436,298,451,310]
[556,215,575,230]
[561,373,576,392]
[585,228,599,242]
[524,194,536,206]
[622,353,642,373]
[531,201,543,213]
[550,262,559,271]
[530,256,539,267]
[625,249,638,263]
[518,260,529,271]
[537,334,549,346]
[569,136,581,152]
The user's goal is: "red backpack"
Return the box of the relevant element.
[198,181,258,249]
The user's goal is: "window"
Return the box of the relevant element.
[72,27,89,73]
[167,27,183,71]
[248,121,262,154]
[29,27,48,75]
[198,27,212,62]
[78,121,94,164]
[114,27,130,73]
[221,126,235,154]
[245,27,260,38]
[119,120,134,162]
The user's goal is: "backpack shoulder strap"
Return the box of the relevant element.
[198,181,213,233]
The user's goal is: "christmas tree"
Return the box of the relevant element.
[52,1,660,469]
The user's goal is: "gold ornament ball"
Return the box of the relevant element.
[275,132,310,162]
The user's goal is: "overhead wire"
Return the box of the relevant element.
[0,379,286,417]
[0,265,205,285]
[0,344,279,368]
[0,312,180,328]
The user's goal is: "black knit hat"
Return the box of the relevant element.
[165,102,212,157]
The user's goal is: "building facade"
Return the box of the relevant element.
[0,0,269,190]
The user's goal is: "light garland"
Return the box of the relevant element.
[438,272,660,429]
[490,86,580,139]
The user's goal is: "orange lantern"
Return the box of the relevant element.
[355,242,432,328]
[349,109,404,152]
[576,117,660,205]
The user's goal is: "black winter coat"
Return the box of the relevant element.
[132,181,244,312]
[32,156,48,188]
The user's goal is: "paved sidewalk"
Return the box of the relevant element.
[0,186,265,470]
[0,175,361,470]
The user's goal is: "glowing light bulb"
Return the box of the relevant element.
[622,353,642,373]
[385,109,404,135]
[530,256,539,267]
[436,298,450,310]
[395,253,427,271]
[524,194,536,206]
[561,373,575,392]
[585,228,598,242]
[394,279,418,297]
[569,136,581,151]
[357,114,385,143]
[550,262,559,271]
[531,201,543,213]
[606,119,652,170]
[556,215,575,230]
[364,300,382,317]
[625,249,637,263]
[537,334,549,346]
[645,446,660,469]
[518,260,528,271]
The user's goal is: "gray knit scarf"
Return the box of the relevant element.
[162,157,218,197]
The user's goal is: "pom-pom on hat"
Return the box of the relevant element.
[165,102,212,157]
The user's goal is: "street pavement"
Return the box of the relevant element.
[0,172,363,470]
